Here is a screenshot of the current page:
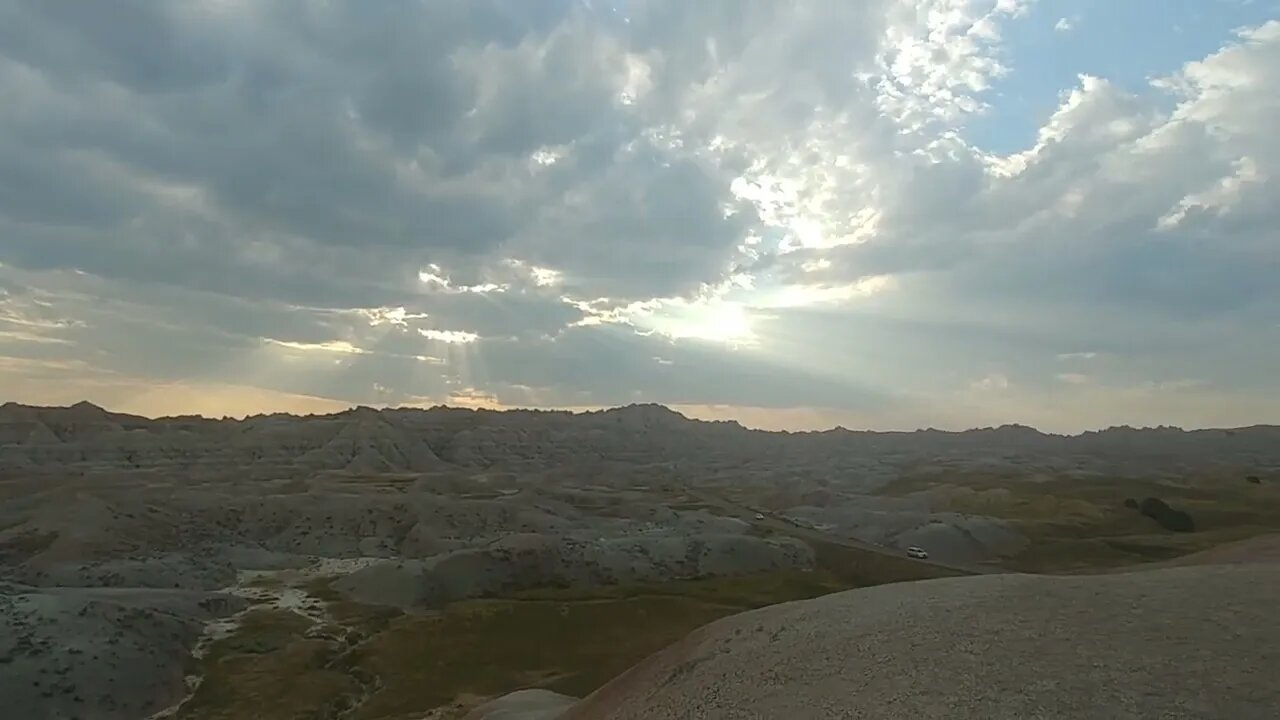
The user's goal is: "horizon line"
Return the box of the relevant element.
[4,399,1277,439]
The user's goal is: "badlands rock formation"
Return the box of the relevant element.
[332,532,813,609]
[4,401,1275,564]
[2,402,1278,718]
[4,401,1277,481]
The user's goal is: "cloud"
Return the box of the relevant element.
[1054,17,1076,33]
[0,5,1277,431]
[971,374,1012,392]
[264,339,369,355]
[418,329,481,345]
[0,0,737,302]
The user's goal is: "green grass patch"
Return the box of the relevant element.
[212,608,313,656]
[177,609,363,720]
[348,566,885,720]
[242,575,286,590]
[349,596,733,719]
[510,568,850,607]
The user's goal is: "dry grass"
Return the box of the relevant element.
[807,537,968,584]
[882,472,1280,572]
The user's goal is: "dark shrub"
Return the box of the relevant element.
[1139,497,1170,515]
[1139,497,1195,533]
[1246,475,1261,484]
[1123,498,1139,509]
[1163,509,1195,532]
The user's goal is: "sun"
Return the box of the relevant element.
[634,299,757,345]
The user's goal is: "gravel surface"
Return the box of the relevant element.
[564,563,1280,719]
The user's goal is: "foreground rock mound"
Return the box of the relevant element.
[561,563,1280,719]
[465,689,578,720]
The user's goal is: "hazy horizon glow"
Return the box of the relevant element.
[1,1,1278,432]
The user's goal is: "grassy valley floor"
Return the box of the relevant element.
[173,568,866,720]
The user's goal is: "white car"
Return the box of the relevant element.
[754,513,765,521]
[906,546,929,559]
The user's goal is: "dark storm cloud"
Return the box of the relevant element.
[0,0,755,303]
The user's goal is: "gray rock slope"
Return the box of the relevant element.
[332,533,814,608]
[555,562,1280,720]
[0,585,245,720]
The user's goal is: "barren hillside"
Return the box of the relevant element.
[2,403,1278,719]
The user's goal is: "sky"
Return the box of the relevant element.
[0,0,1278,432]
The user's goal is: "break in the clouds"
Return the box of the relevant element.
[1,0,1278,432]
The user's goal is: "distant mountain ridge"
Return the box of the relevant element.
[1,401,1277,478]
[4,399,1276,435]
